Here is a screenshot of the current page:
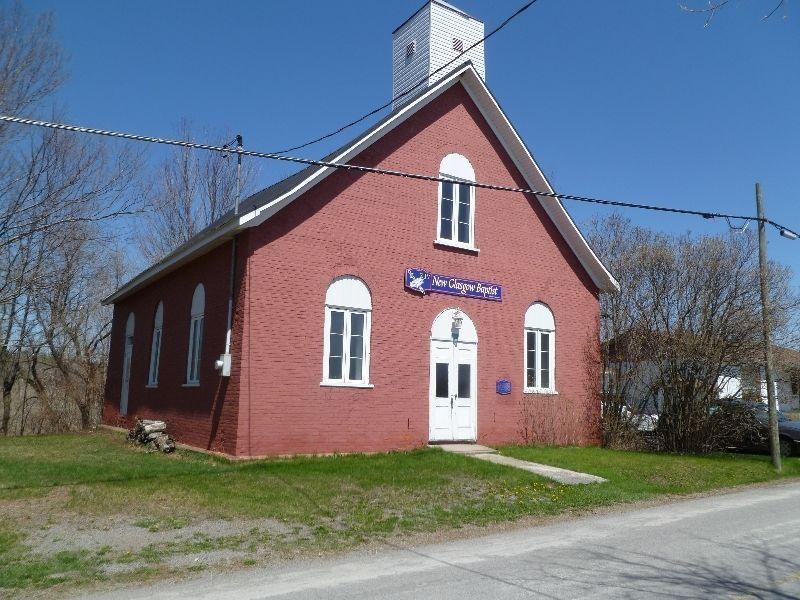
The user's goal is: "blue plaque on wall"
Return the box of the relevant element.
[496,379,511,395]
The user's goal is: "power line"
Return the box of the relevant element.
[270,0,540,155]
[1,113,797,238]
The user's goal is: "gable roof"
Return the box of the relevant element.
[104,63,619,305]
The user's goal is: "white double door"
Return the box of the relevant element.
[429,339,477,442]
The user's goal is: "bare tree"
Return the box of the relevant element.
[136,121,256,264]
[0,2,141,255]
[0,124,141,254]
[0,1,64,140]
[0,2,140,435]
[27,223,125,430]
[680,0,788,27]
[585,216,657,447]
[587,215,799,452]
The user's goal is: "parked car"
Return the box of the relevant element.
[726,402,800,456]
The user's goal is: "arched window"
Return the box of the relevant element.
[322,276,372,387]
[120,312,135,415]
[436,153,476,249]
[148,301,164,386]
[524,303,555,393]
[186,284,205,385]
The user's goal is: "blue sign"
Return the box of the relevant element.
[404,268,502,302]
[496,379,512,395]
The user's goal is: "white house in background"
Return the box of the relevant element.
[607,345,800,419]
[717,347,800,412]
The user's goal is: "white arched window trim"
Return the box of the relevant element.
[147,301,164,387]
[185,284,205,386]
[523,302,557,394]
[435,153,478,253]
[321,276,373,388]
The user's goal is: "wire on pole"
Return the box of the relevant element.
[0,113,798,239]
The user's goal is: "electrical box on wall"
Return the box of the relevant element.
[215,353,232,377]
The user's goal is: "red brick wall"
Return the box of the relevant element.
[240,82,601,456]
[103,237,247,454]
[104,81,603,456]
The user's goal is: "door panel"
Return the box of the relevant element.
[453,343,476,440]
[430,342,454,441]
[430,339,477,442]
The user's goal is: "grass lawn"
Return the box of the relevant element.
[1,431,799,596]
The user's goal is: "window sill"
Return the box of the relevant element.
[182,382,200,388]
[434,239,479,254]
[145,384,158,389]
[523,388,558,396]
[320,381,374,389]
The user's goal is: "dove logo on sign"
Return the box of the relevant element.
[405,268,431,295]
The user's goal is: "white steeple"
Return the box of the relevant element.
[391,1,485,111]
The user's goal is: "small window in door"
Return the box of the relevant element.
[458,364,471,398]
[435,363,449,398]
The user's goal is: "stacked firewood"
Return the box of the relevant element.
[127,419,176,453]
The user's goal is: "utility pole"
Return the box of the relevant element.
[217,134,244,379]
[756,182,781,471]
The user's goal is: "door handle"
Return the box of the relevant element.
[450,396,454,409]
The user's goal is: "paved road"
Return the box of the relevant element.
[92,482,800,599]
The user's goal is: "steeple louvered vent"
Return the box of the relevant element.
[391,1,485,111]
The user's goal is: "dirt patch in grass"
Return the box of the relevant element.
[26,516,300,555]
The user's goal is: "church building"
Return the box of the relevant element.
[103,0,619,457]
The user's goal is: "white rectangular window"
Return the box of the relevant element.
[540,332,551,389]
[328,310,345,380]
[323,308,370,386]
[438,180,474,247]
[440,181,454,240]
[524,329,555,393]
[349,312,365,381]
[525,330,537,389]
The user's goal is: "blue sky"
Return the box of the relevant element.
[23,0,800,287]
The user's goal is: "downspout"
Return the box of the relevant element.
[224,237,237,358]
[213,235,236,377]
[247,230,252,456]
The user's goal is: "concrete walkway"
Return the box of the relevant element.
[434,444,607,484]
